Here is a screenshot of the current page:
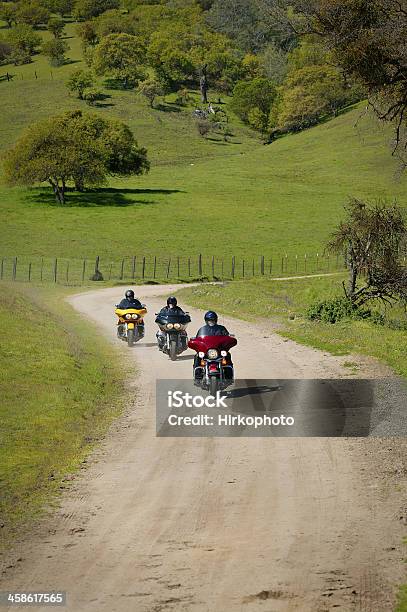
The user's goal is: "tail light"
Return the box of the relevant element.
[209,364,218,372]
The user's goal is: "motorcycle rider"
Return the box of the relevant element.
[193,311,233,380]
[159,296,185,315]
[196,310,229,336]
[116,289,143,310]
[156,297,186,350]
[116,289,145,338]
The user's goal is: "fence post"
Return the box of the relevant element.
[261,255,264,275]
[221,259,224,278]
[132,256,136,279]
[304,254,307,273]
[252,258,255,276]
[12,257,17,281]
[242,259,245,278]
[82,259,86,282]
[188,257,191,277]
[295,254,298,273]
[142,256,146,279]
[120,258,125,280]
[166,258,171,279]
[269,257,272,275]
[28,262,32,282]
[40,257,44,282]
[232,256,235,279]
[212,255,215,278]
[0,258,4,280]
[281,256,284,274]
[66,261,69,284]
[316,252,319,272]
[109,262,112,280]
[153,256,157,279]
[94,255,100,277]
[177,256,180,279]
[198,254,202,277]
[53,258,58,283]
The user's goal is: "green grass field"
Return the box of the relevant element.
[1,22,406,262]
[178,275,407,378]
[0,283,125,550]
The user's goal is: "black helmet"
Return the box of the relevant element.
[204,310,218,324]
[125,289,135,300]
[167,296,177,307]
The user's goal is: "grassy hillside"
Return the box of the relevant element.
[0,283,124,548]
[1,24,406,264]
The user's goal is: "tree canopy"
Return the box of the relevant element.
[92,32,146,88]
[3,111,149,204]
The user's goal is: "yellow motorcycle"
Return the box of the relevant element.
[115,305,147,347]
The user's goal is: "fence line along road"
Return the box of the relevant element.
[0,253,351,286]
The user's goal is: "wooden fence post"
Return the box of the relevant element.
[232,256,235,279]
[28,262,32,282]
[261,255,264,275]
[12,257,17,281]
[295,254,298,273]
[211,255,215,277]
[142,256,146,279]
[242,259,245,278]
[53,258,58,283]
[132,256,136,279]
[252,258,255,276]
[153,256,157,279]
[166,258,171,279]
[269,257,272,275]
[109,262,112,280]
[40,257,44,282]
[0,258,4,280]
[188,257,191,277]
[177,256,180,278]
[198,254,202,277]
[304,254,307,273]
[120,258,125,280]
[66,261,69,283]
[82,259,86,282]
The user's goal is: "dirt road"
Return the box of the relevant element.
[1,285,406,611]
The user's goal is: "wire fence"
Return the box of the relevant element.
[1,70,58,82]
[0,252,353,286]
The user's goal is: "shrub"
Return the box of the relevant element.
[307,297,371,324]
[196,119,211,137]
[82,87,104,105]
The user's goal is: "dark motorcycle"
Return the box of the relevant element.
[155,312,191,361]
[188,333,237,396]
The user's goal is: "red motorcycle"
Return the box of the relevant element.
[188,334,237,396]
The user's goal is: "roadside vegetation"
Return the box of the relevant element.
[178,273,407,378]
[0,282,125,550]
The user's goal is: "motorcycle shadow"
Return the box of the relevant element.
[175,354,195,361]
[226,385,280,399]
[136,342,158,348]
